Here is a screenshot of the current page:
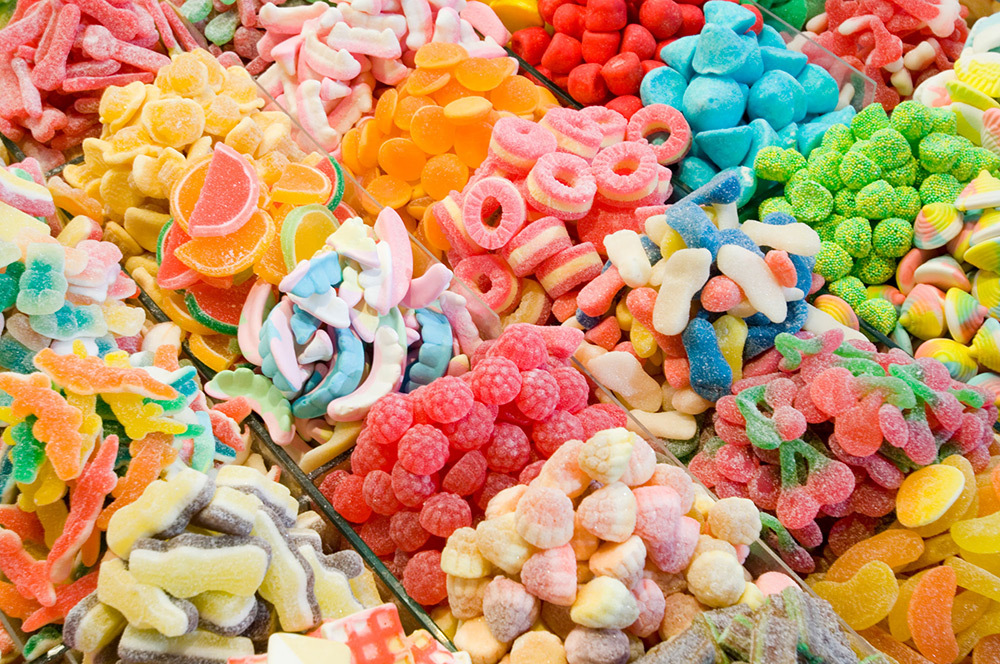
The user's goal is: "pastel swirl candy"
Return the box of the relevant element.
[955,170,1000,211]
[944,288,989,344]
[969,371,1000,405]
[914,338,979,383]
[981,108,1000,158]
[972,269,1000,317]
[964,236,1000,272]
[865,285,905,307]
[970,317,1000,372]
[898,284,947,340]
[813,295,860,331]
[969,207,1000,246]
[913,202,964,250]
[913,255,971,292]
[955,54,1000,98]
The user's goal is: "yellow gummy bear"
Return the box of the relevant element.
[812,560,899,630]
[629,321,657,359]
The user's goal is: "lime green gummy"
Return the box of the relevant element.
[815,241,854,281]
[206,367,293,438]
[890,101,934,142]
[851,104,891,140]
[787,179,833,223]
[834,217,872,258]
[856,298,898,335]
[872,218,913,258]
[892,186,922,219]
[919,173,963,205]
[855,180,895,219]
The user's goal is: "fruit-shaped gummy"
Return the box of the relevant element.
[812,560,899,630]
[908,566,958,664]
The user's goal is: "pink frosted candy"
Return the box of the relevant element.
[577,482,637,543]
[627,578,665,638]
[700,275,743,313]
[539,107,602,160]
[772,405,807,442]
[764,377,797,409]
[589,536,646,587]
[808,367,859,416]
[579,106,627,147]
[619,436,656,486]
[482,577,539,642]
[643,465,694,513]
[755,571,796,596]
[534,439,590,498]
[520,544,577,605]
[514,485,575,549]
[488,115,558,175]
[462,177,527,250]
[632,485,681,543]
[564,627,629,664]
[646,515,699,573]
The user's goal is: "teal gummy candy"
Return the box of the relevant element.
[190,410,215,473]
[148,365,200,415]
[10,416,44,484]
[205,10,239,45]
[16,243,67,316]
[29,302,108,341]
[0,261,24,311]
[0,333,35,373]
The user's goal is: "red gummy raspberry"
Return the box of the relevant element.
[351,432,397,476]
[483,423,532,473]
[490,325,548,370]
[419,493,473,538]
[442,450,489,495]
[577,403,627,438]
[402,550,448,605]
[363,470,403,515]
[639,0,682,39]
[331,475,372,524]
[519,460,546,483]
[440,401,497,451]
[471,356,522,405]
[391,462,439,507]
[397,425,450,475]
[408,387,433,425]
[359,514,395,556]
[581,30,621,65]
[551,365,588,413]
[474,472,519,511]
[423,376,475,424]
[365,393,412,444]
[516,369,560,421]
[620,23,656,60]
[390,510,432,552]
[318,469,350,502]
[532,410,585,458]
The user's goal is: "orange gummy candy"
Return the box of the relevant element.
[394,96,434,132]
[0,580,41,620]
[357,120,383,171]
[365,175,411,212]
[908,566,959,664]
[375,89,398,134]
[453,119,492,168]
[174,208,275,277]
[491,75,540,115]
[974,634,1000,664]
[32,348,177,400]
[859,627,934,664]
[453,57,514,91]
[826,529,926,582]
[378,138,427,182]
[406,69,452,97]
[97,433,171,530]
[414,42,469,70]
[270,163,331,206]
[169,155,212,231]
[410,105,455,155]
[421,153,468,201]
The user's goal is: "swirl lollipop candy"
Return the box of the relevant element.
[969,207,1000,246]
[913,203,964,250]
[913,256,971,292]
[944,287,989,344]
[899,284,947,340]
[914,338,979,383]
[813,295,859,331]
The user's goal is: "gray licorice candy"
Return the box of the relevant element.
[638,617,720,664]
[189,592,259,636]
[718,613,753,661]
[63,592,126,653]
[117,625,254,664]
[191,486,261,536]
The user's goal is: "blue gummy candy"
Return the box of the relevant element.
[29,303,108,341]
[683,75,746,132]
[292,327,365,418]
[683,317,733,402]
[760,46,807,76]
[718,228,765,257]
[757,24,786,49]
[695,125,754,169]
[290,305,322,345]
[665,200,721,256]
[797,63,839,115]
[741,118,781,168]
[17,244,67,317]
[723,165,757,208]
[760,212,796,226]
[640,235,662,264]
[797,121,829,155]
[815,105,856,127]
[789,253,815,294]
[688,169,744,206]
[677,157,719,193]
[404,308,453,391]
[640,66,687,110]
[747,70,806,130]
[290,252,343,298]
[575,309,601,330]
[190,410,215,473]
[692,25,748,76]
[732,34,764,84]
[660,35,698,79]
[703,0,757,32]
[743,300,808,359]
[778,122,799,148]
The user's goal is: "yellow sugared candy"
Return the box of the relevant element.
[897,464,968,528]
[812,560,899,630]
[952,511,1000,554]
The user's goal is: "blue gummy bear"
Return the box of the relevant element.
[290,251,343,298]
[665,201,721,256]
[744,300,809,358]
[660,35,698,79]
[0,334,36,374]
[692,25,748,77]
[292,327,365,418]
[640,235,662,264]
[747,70,806,131]
[29,303,107,341]
[639,66,687,110]
[703,0,757,32]
[290,305,322,345]
[757,24,786,49]
[695,125,754,169]
[17,244,67,316]
[718,227,765,257]
[741,118,781,168]
[95,336,117,357]
[683,317,733,402]
[760,46,807,76]
[789,253,815,294]
[732,34,764,84]
[677,157,719,193]
[797,63,840,115]
[683,76,746,132]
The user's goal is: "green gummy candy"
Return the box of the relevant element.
[918,133,968,173]
[814,241,854,281]
[0,333,35,373]
[890,101,933,142]
[856,299,898,335]
[769,0,808,29]
[839,150,882,190]
[851,103,891,140]
[872,218,913,258]
[833,217,872,258]
[834,189,857,216]
[758,197,795,219]
[927,107,957,135]
[0,261,23,311]
[807,149,843,191]
[821,124,855,154]
[16,243,67,316]
[9,416,44,484]
[787,179,833,223]
[735,385,783,450]
[179,0,212,22]
[919,173,962,205]
[828,276,866,308]
[206,367,293,442]
[754,146,805,183]
[855,180,895,219]
[29,302,108,341]
[882,157,918,187]
[892,186,922,219]
[205,10,239,45]
[22,626,62,661]
[864,128,912,170]
[952,147,1000,182]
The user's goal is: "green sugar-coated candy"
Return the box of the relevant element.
[828,276,867,308]
[872,218,913,258]
[834,217,872,258]
[815,241,854,281]
[857,298,898,335]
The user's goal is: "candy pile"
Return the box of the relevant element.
[827,455,1000,663]
[638,585,877,664]
[341,41,555,221]
[508,0,728,113]
[0,159,146,372]
[639,1,846,194]
[0,0,195,154]
[803,0,969,109]
[429,103,685,324]
[442,426,790,664]
[61,464,385,661]
[316,323,631,603]
[691,328,996,574]
[755,101,999,335]
[914,13,1000,159]
[253,1,513,155]
[204,206,468,449]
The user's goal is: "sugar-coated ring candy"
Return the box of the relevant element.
[626,104,692,166]
[538,107,603,160]
[454,254,520,313]
[579,106,628,147]
[526,152,597,221]
[462,177,527,250]
[488,116,559,176]
[501,216,573,277]
[536,242,604,299]
[590,142,659,208]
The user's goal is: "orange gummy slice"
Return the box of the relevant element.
[270,163,331,205]
[188,334,242,373]
[186,144,261,238]
[168,155,212,232]
[421,153,468,201]
[908,566,959,664]
[826,529,925,582]
[453,119,492,168]
[975,634,1000,664]
[406,69,452,97]
[859,627,935,664]
[366,175,411,212]
[433,78,476,106]
[453,57,515,92]
[174,208,275,277]
[414,42,469,70]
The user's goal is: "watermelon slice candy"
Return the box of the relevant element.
[184,277,260,336]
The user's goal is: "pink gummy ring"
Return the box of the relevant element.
[590,142,659,208]
[626,104,692,166]
[538,107,603,160]
[488,116,558,175]
[579,106,628,147]
[453,254,521,312]
[526,152,597,221]
[461,177,527,250]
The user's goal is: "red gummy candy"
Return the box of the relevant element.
[397,425,450,475]
[483,423,532,473]
[585,0,628,31]
[402,550,447,605]
[553,3,587,39]
[360,515,396,557]
[541,33,583,74]
[331,475,372,524]
[423,376,474,424]
[363,470,403,516]
[532,409,584,458]
[440,401,496,450]
[639,0,682,39]
[442,450,489,495]
[419,493,472,538]
[511,27,552,65]
[516,369,560,421]
[389,510,432,552]
[365,393,412,444]
[581,30,621,65]
[391,463,439,508]
[601,52,643,96]
[620,23,657,60]
[471,356,522,405]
